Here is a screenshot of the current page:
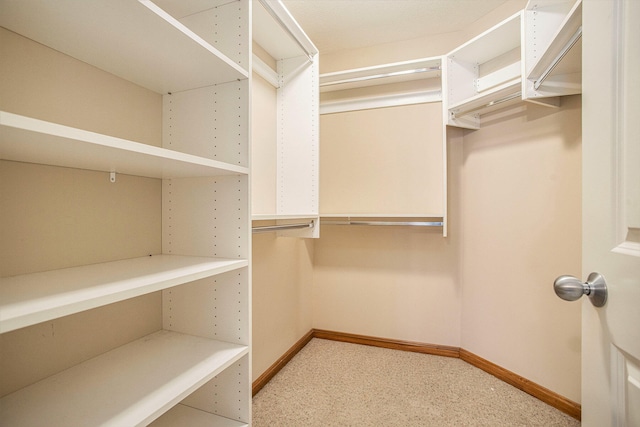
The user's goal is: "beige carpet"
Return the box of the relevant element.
[252,339,580,426]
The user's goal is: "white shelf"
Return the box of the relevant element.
[0,112,249,178]
[0,0,248,94]
[0,255,248,334]
[252,213,319,221]
[448,12,522,64]
[253,0,318,61]
[0,330,249,426]
[445,12,523,129]
[319,57,442,93]
[321,214,444,219]
[151,404,248,427]
[523,0,582,99]
[448,78,522,119]
[321,214,444,227]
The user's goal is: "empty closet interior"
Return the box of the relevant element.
[1,0,583,424]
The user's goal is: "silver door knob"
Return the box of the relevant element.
[553,272,607,307]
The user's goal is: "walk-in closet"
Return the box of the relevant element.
[2,0,639,425]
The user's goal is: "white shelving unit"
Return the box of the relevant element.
[522,0,582,101]
[0,0,251,425]
[317,57,447,236]
[444,3,582,129]
[444,11,523,129]
[252,0,320,238]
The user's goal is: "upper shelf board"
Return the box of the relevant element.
[0,0,248,94]
[447,12,522,64]
[526,0,582,81]
[0,254,248,334]
[253,0,318,61]
[320,57,442,93]
[0,112,249,178]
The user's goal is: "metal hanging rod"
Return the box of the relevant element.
[320,66,441,88]
[533,26,582,90]
[451,91,521,118]
[252,220,315,234]
[321,220,443,227]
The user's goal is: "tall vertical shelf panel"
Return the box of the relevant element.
[0,0,251,425]
[317,57,448,236]
[252,0,320,238]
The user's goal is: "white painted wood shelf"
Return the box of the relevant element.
[447,78,522,126]
[252,214,319,221]
[445,11,523,129]
[523,0,582,100]
[321,215,445,228]
[320,57,442,92]
[0,255,248,334]
[0,0,248,94]
[253,0,316,61]
[150,404,248,427]
[319,57,443,114]
[0,330,248,426]
[0,112,248,178]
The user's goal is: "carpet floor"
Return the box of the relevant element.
[252,338,581,426]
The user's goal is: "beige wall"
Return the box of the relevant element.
[460,96,582,402]
[252,234,314,380]
[313,130,463,344]
[320,102,444,216]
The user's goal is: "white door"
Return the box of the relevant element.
[581,0,640,425]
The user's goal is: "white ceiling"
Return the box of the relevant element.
[281,0,511,54]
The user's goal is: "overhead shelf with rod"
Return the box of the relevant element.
[444,11,523,129]
[523,0,582,102]
[319,57,442,114]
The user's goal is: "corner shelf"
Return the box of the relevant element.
[523,0,582,101]
[444,11,523,129]
[0,112,249,178]
[0,255,248,334]
[0,330,248,426]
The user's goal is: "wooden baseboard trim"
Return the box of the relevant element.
[252,329,314,396]
[459,349,581,421]
[312,329,460,358]
[252,329,580,421]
